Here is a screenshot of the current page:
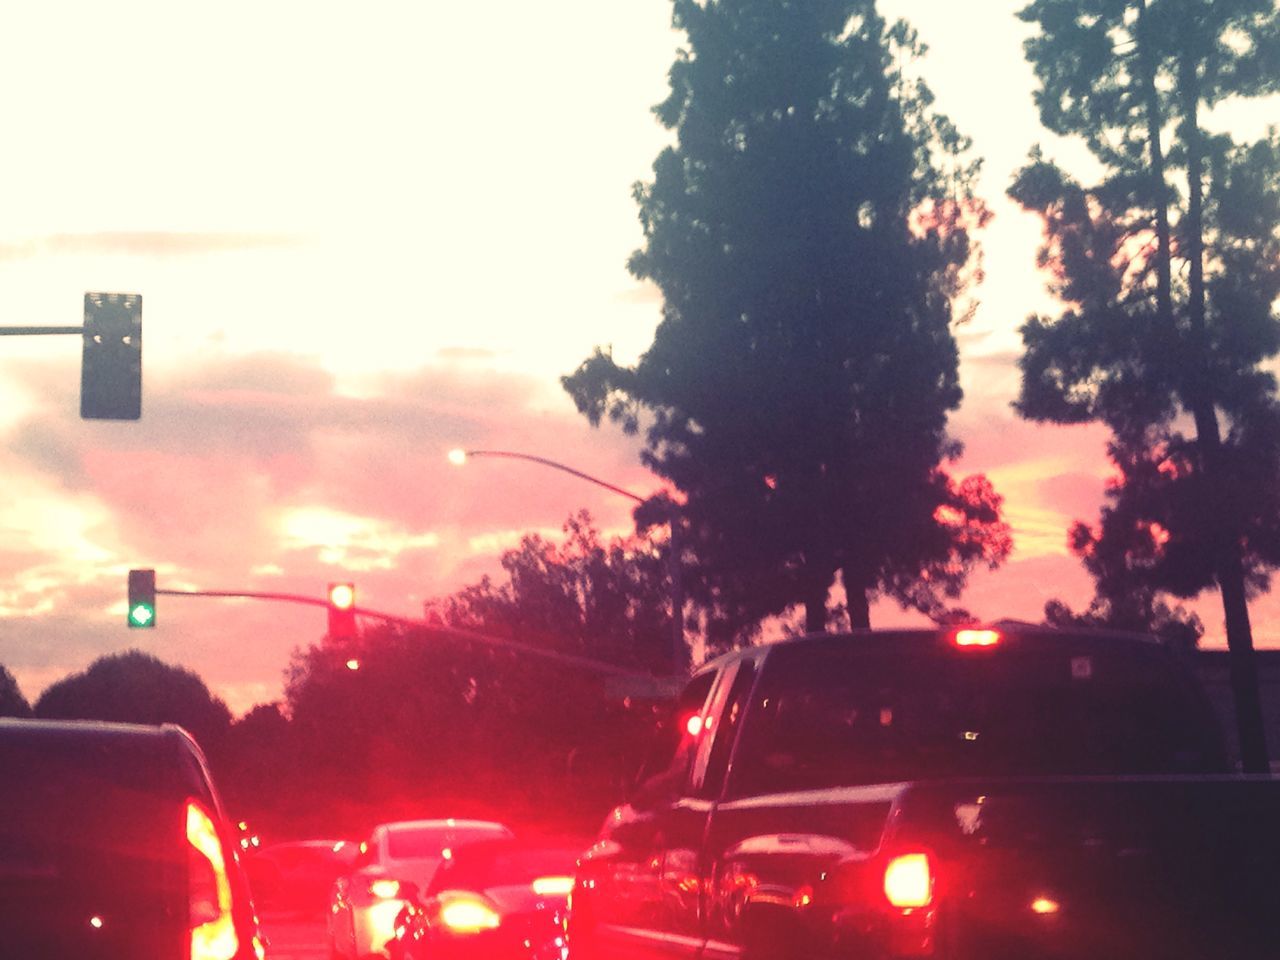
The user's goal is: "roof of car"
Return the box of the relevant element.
[0,716,198,744]
[693,623,1167,676]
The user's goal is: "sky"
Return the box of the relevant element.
[1,1,1276,717]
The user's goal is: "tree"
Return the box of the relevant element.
[564,0,1010,640]
[1012,0,1280,770]
[428,511,674,671]
[34,650,232,753]
[284,623,657,831]
[0,665,32,718]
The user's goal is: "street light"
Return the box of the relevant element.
[448,448,685,674]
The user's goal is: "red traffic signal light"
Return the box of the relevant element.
[327,582,356,639]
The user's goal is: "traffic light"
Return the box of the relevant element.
[127,568,157,628]
[81,292,142,420]
[327,582,356,639]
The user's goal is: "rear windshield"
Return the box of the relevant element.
[728,638,1228,796]
[386,823,511,860]
[0,730,188,955]
[427,846,579,894]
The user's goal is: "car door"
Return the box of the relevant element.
[662,654,760,954]
[576,668,718,960]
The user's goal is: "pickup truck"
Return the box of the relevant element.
[568,625,1280,959]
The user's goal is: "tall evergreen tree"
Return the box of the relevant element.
[1012,0,1280,771]
[565,0,1009,641]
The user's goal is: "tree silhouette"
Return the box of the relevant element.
[33,649,232,752]
[0,665,31,718]
[1012,0,1280,770]
[428,511,673,672]
[564,0,1010,639]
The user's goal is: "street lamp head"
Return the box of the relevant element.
[447,448,468,467]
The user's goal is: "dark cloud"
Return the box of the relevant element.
[0,232,298,261]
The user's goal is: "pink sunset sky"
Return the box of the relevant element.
[1,1,1276,715]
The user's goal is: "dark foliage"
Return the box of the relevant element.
[0,665,32,718]
[564,0,1010,638]
[1013,0,1280,769]
[33,649,232,752]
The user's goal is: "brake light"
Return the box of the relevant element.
[438,894,501,932]
[368,879,402,900]
[186,800,239,960]
[884,852,933,909]
[685,714,704,737]
[532,875,574,896]
[953,628,1000,648]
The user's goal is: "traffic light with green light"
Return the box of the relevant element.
[327,582,356,639]
[128,568,156,628]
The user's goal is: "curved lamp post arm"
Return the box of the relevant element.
[450,447,686,675]
[453,449,645,504]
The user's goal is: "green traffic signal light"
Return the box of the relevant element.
[128,601,156,628]
[128,568,156,629]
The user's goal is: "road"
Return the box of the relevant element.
[259,908,330,960]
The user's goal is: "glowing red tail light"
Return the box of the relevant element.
[883,852,933,909]
[953,628,1001,648]
[186,800,239,960]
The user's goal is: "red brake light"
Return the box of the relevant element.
[186,800,239,960]
[884,852,933,909]
[953,629,1000,648]
[685,714,704,737]
[438,894,501,932]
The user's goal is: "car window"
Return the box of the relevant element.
[728,641,1227,796]
[628,669,718,808]
[426,845,579,894]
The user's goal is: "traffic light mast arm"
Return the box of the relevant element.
[156,588,337,609]
[156,589,664,680]
[0,326,85,336]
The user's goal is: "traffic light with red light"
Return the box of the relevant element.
[327,582,356,639]
[128,568,157,628]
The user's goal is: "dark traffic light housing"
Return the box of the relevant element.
[128,568,157,628]
[81,292,142,421]
[327,582,356,639]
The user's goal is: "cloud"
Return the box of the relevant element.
[0,232,299,261]
[0,348,655,713]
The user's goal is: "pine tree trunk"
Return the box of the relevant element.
[842,567,871,629]
[1178,24,1270,772]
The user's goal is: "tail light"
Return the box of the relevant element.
[532,876,575,897]
[437,893,502,932]
[186,800,239,960]
[884,852,933,909]
[369,879,402,900]
[953,628,1000,648]
[881,850,937,957]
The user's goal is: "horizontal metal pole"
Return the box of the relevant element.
[0,325,84,336]
[156,588,675,681]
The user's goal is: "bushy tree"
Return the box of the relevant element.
[428,511,673,671]
[284,625,659,830]
[565,0,1010,639]
[0,665,32,718]
[1012,0,1280,770]
[34,650,232,753]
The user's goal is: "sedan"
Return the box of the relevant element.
[328,819,513,960]
[390,838,581,960]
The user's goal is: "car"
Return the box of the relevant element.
[0,717,265,960]
[328,818,513,960]
[245,838,358,912]
[389,838,580,960]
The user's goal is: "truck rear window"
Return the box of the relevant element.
[728,638,1228,796]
